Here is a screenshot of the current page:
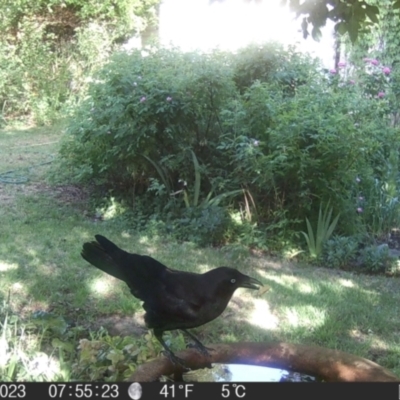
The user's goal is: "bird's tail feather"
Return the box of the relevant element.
[81,238,127,281]
[95,235,122,257]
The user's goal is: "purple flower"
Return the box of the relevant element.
[140,96,146,103]
[348,79,355,85]
[363,58,371,62]
[338,61,346,68]
[357,207,363,213]
[166,96,172,101]
[377,92,385,98]
[370,59,379,65]
[329,69,337,74]
[356,177,361,183]
[382,67,391,75]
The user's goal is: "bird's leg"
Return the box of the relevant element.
[181,329,214,357]
[153,329,190,369]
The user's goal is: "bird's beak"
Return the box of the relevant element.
[240,276,262,290]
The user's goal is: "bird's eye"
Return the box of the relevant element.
[231,279,236,283]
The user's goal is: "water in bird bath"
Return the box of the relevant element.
[183,364,318,382]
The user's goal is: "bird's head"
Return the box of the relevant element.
[211,267,262,293]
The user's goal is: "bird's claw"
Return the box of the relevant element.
[186,342,214,357]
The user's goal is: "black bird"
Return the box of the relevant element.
[81,235,262,365]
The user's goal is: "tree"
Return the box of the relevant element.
[282,0,400,43]
[0,0,160,124]
[211,0,400,43]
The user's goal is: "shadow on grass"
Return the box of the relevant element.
[0,190,399,377]
[1,124,399,378]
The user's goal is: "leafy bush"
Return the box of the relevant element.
[56,43,400,254]
[58,47,236,198]
[172,205,232,246]
[323,236,359,269]
[323,55,400,241]
[75,329,160,381]
[0,0,158,125]
[233,42,317,94]
[220,77,400,236]
[355,160,400,239]
[359,244,397,273]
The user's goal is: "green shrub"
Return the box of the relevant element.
[323,236,359,269]
[0,0,158,125]
[220,78,400,236]
[56,43,400,252]
[171,205,232,246]
[233,42,316,94]
[58,47,236,196]
[359,244,397,273]
[355,157,400,239]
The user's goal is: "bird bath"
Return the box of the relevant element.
[130,342,399,382]
[182,363,317,382]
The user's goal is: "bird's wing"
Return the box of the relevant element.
[143,270,211,329]
[124,254,169,300]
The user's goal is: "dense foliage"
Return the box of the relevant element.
[281,0,400,42]
[0,0,159,125]
[56,43,400,257]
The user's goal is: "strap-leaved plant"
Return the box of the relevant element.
[302,202,340,259]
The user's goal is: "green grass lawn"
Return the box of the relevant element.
[1,125,400,381]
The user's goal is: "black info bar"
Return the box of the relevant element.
[0,382,399,400]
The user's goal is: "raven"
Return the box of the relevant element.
[81,235,262,365]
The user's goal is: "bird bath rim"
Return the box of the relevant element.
[130,341,399,382]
